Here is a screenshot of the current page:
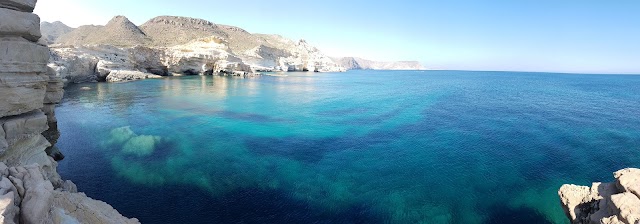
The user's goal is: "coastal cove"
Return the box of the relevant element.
[54,70,640,224]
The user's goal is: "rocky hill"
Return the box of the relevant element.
[332,57,425,70]
[56,16,151,47]
[138,16,228,47]
[40,21,73,44]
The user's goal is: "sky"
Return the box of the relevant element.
[35,0,640,74]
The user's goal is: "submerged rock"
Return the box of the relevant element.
[105,126,163,157]
[122,135,162,157]
[559,168,640,224]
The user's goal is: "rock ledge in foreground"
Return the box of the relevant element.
[559,168,640,224]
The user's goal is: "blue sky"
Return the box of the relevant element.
[36,0,640,74]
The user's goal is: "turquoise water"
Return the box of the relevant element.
[55,70,640,223]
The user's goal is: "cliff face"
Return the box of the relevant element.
[332,57,425,70]
[559,168,640,224]
[48,37,255,83]
[46,15,345,81]
[0,1,137,223]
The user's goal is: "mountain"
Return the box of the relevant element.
[56,15,151,46]
[138,16,228,47]
[332,57,425,70]
[40,21,73,44]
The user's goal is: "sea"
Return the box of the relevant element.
[54,70,640,224]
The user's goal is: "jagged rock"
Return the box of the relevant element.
[614,168,640,199]
[41,104,56,124]
[611,192,640,223]
[0,135,62,185]
[106,70,162,82]
[60,180,76,193]
[51,191,139,224]
[0,164,139,224]
[11,165,54,223]
[559,168,640,224]
[0,176,20,224]
[44,146,63,162]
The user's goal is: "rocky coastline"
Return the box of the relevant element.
[41,15,425,84]
[0,0,137,223]
[559,168,640,224]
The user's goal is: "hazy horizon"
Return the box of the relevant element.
[35,0,640,74]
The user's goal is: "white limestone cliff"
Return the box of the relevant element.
[559,168,640,224]
[44,16,350,83]
[0,0,138,223]
[48,36,258,83]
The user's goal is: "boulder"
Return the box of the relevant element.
[10,165,54,223]
[0,176,20,224]
[614,168,640,199]
[0,0,37,12]
[0,8,40,41]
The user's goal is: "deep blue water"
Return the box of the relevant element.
[54,70,640,223]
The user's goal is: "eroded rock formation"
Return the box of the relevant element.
[48,37,258,84]
[559,168,640,224]
[0,0,138,223]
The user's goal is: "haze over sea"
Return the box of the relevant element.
[54,70,640,223]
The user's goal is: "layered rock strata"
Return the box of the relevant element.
[1,0,138,223]
[559,168,640,224]
[48,40,258,84]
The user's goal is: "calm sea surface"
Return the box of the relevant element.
[55,70,640,223]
